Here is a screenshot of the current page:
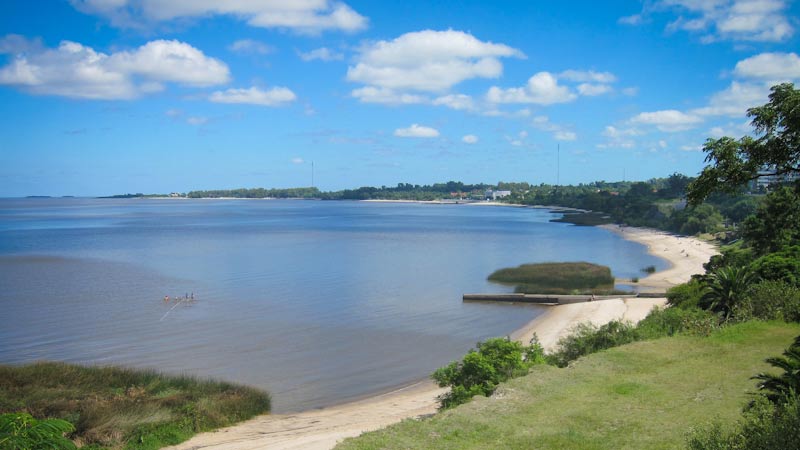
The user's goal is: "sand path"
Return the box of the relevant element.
[166,226,718,450]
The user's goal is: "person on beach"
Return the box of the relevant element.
[590,294,595,302]
[164,295,170,302]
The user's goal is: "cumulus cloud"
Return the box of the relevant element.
[690,81,771,117]
[559,70,617,83]
[228,39,273,55]
[209,86,297,106]
[532,115,577,141]
[70,0,368,34]
[577,83,613,96]
[347,29,522,104]
[0,37,230,99]
[629,0,794,42]
[487,72,577,105]
[298,47,344,62]
[432,94,475,111]
[629,109,703,131]
[462,134,479,144]
[733,52,800,81]
[394,124,440,138]
[351,86,426,105]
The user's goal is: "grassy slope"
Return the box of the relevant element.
[0,362,271,449]
[338,321,800,450]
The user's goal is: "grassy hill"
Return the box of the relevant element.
[337,321,799,450]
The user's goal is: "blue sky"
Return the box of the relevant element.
[1,1,799,196]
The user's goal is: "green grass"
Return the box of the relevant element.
[0,362,271,449]
[337,321,800,450]
[488,261,615,294]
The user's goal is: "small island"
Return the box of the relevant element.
[488,262,615,294]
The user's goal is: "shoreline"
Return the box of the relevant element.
[166,223,720,450]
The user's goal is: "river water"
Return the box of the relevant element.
[0,198,666,412]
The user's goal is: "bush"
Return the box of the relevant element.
[0,412,76,450]
[666,280,706,310]
[547,320,639,368]
[749,246,800,287]
[733,280,800,322]
[488,262,614,294]
[431,337,544,409]
[636,307,719,339]
[642,265,657,274]
[687,396,800,450]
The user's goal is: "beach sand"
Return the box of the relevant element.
[165,226,718,450]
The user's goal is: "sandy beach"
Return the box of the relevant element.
[166,226,718,450]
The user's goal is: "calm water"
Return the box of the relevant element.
[0,198,666,412]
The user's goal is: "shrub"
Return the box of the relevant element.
[642,265,657,274]
[636,306,719,339]
[733,280,800,322]
[749,245,800,287]
[687,396,800,450]
[431,337,543,409]
[666,280,706,309]
[0,412,76,450]
[547,320,640,368]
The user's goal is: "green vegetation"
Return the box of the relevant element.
[337,322,800,450]
[642,265,657,274]
[688,336,800,450]
[487,262,615,294]
[186,187,320,199]
[431,337,545,410]
[0,362,270,450]
[0,413,76,450]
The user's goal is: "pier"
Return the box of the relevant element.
[462,292,665,305]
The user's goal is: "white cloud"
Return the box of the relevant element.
[577,83,612,96]
[298,47,344,62]
[629,109,703,131]
[0,38,229,99]
[559,70,617,83]
[228,39,272,55]
[622,86,639,96]
[394,124,440,138]
[70,0,368,34]
[462,134,479,144]
[347,29,522,102]
[209,86,296,106]
[555,130,577,141]
[659,139,668,149]
[186,116,208,126]
[532,115,577,141]
[432,94,475,111]
[487,72,576,105]
[291,157,305,164]
[660,0,794,42]
[351,86,426,105]
[734,52,800,81]
[690,81,770,117]
[618,14,644,25]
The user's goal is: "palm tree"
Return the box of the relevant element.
[753,335,800,405]
[701,265,757,320]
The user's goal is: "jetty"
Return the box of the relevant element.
[463,292,666,305]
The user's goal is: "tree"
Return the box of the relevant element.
[740,186,800,255]
[752,335,800,406]
[701,266,757,320]
[431,337,541,409]
[687,83,800,205]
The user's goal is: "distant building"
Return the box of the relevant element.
[754,168,800,191]
[485,189,511,200]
